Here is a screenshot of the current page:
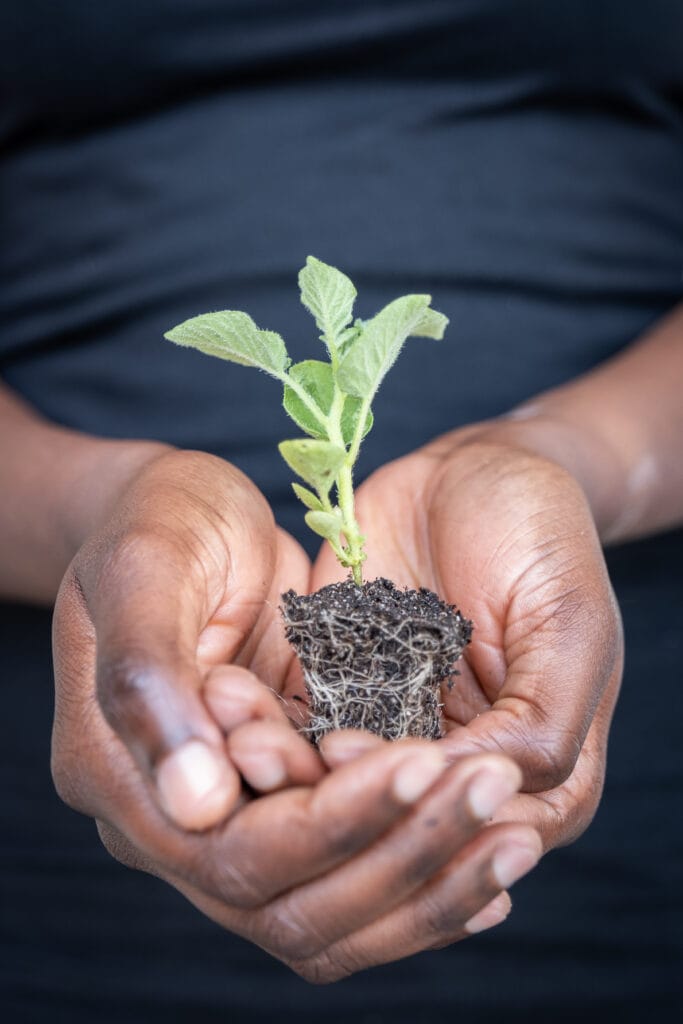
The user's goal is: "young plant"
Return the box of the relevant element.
[164,256,448,584]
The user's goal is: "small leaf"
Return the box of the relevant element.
[292,483,324,512]
[341,401,373,445]
[298,256,356,352]
[283,361,334,438]
[413,307,449,339]
[305,509,343,542]
[337,295,444,400]
[165,311,289,378]
[278,439,346,493]
[283,360,372,443]
[338,318,364,355]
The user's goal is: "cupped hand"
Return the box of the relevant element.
[93,741,540,982]
[51,447,543,980]
[52,448,321,833]
[312,427,624,851]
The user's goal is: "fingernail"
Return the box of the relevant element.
[392,750,446,804]
[492,843,540,889]
[464,892,511,934]
[467,768,520,820]
[157,740,228,824]
[238,750,286,791]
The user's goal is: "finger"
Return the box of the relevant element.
[205,665,325,790]
[289,823,541,982]
[260,754,522,958]
[228,719,325,792]
[55,564,243,832]
[71,458,280,830]
[318,729,386,768]
[90,736,452,910]
[426,451,624,793]
[192,740,454,908]
[446,602,623,796]
[490,665,621,851]
[204,665,295,731]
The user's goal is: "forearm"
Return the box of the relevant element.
[0,381,170,603]
[473,303,683,543]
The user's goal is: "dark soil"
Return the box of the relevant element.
[281,577,472,742]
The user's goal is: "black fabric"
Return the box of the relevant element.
[1,2,682,1020]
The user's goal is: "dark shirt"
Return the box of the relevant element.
[1,3,682,1021]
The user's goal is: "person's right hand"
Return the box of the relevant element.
[52,448,323,833]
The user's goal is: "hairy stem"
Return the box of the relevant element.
[336,461,364,585]
[326,384,365,584]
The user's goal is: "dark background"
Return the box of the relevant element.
[1,2,682,1020]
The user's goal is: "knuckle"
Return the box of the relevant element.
[491,702,582,792]
[402,841,446,888]
[96,654,162,738]
[309,802,367,861]
[259,899,328,961]
[419,888,463,941]
[199,839,266,909]
[523,726,581,790]
[290,945,358,985]
[528,724,581,786]
[104,528,178,578]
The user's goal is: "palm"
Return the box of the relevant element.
[197,522,311,705]
[311,436,623,847]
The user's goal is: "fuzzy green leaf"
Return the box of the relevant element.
[283,360,373,443]
[304,509,343,542]
[278,438,347,493]
[338,318,364,355]
[343,397,374,445]
[282,361,333,438]
[298,256,356,352]
[292,483,324,512]
[165,311,289,378]
[337,295,445,400]
[413,307,449,339]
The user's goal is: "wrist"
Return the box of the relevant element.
[440,408,628,543]
[0,387,171,602]
[55,434,173,560]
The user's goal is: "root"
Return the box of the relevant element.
[281,577,472,742]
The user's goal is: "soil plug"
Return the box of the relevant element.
[165,257,472,741]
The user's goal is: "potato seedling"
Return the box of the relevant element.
[165,258,471,740]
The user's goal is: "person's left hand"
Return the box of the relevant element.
[312,425,624,852]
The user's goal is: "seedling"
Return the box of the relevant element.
[165,256,448,585]
[165,258,471,741]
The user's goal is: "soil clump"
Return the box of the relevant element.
[281,577,472,743]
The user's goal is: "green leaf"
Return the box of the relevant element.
[338,318,364,355]
[298,256,356,352]
[283,361,334,438]
[278,438,346,493]
[304,509,343,543]
[337,295,445,400]
[165,311,289,378]
[292,483,324,512]
[341,398,373,445]
[283,360,373,443]
[413,307,449,339]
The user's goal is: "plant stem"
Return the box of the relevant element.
[336,460,364,585]
[325,382,366,584]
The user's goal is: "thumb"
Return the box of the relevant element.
[60,508,277,831]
